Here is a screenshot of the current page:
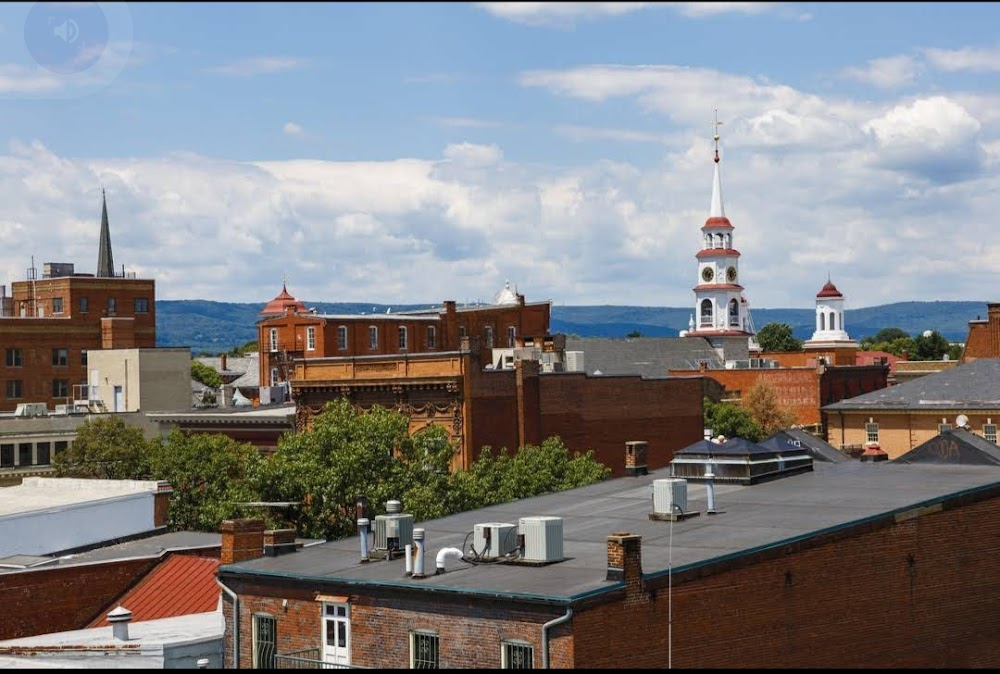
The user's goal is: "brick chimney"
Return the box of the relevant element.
[153,481,173,528]
[607,532,649,606]
[220,353,228,371]
[220,518,265,564]
[264,528,298,556]
[624,441,648,476]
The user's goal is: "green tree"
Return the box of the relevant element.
[872,327,910,343]
[626,330,643,338]
[53,416,153,480]
[743,380,796,436]
[191,359,222,389]
[149,431,269,532]
[911,330,950,361]
[755,323,803,352]
[947,343,964,361]
[229,340,259,357]
[704,397,764,442]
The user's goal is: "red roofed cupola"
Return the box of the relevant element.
[261,282,307,317]
[817,280,843,298]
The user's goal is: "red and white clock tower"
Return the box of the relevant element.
[684,114,759,359]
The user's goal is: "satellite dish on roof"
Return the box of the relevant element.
[956,414,969,429]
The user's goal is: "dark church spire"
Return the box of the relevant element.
[97,189,115,278]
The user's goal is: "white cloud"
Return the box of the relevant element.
[205,56,307,77]
[476,2,777,26]
[841,55,921,89]
[283,122,305,137]
[442,142,504,167]
[923,46,1000,72]
[430,116,502,128]
[554,124,674,144]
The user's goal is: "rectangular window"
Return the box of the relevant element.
[399,326,408,350]
[270,368,279,387]
[269,328,279,352]
[369,326,378,350]
[410,631,439,669]
[52,379,69,398]
[427,326,436,349]
[81,349,88,366]
[458,325,467,338]
[252,614,277,669]
[502,641,534,669]
[865,422,879,444]
[6,380,22,399]
[337,326,348,351]
[0,444,13,467]
[18,443,32,467]
[134,297,149,313]
[5,348,22,367]
[52,348,68,367]
[484,326,494,349]
[985,424,998,444]
[507,326,516,348]
[52,297,64,314]
[308,326,317,351]
[79,296,89,313]
[107,297,117,315]
[54,441,68,456]
[36,442,51,466]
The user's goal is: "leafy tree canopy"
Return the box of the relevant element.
[191,359,222,389]
[911,330,950,361]
[703,397,764,443]
[871,327,910,343]
[743,380,796,436]
[53,416,153,480]
[756,323,803,352]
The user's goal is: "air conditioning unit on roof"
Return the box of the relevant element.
[473,522,517,559]
[519,516,563,563]
[652,478,688,516]
[373,500,413,553]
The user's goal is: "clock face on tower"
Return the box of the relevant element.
[727,266,737,282]
[701,266,714,282]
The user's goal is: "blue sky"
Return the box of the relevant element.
[1,2,998,314]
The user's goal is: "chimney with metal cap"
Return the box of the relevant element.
[107,605,132,641]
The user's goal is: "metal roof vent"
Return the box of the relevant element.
[519,516,563,564]
[472,522,518,560]
[649,478,700,522]
[107,605,132,641]
[373,500,413,560]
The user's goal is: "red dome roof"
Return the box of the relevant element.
[261,284,307,316]
[817,280,843,298]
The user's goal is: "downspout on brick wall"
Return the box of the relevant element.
[541,607,572,669]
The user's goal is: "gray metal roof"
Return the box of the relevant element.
[563,336,722,377]
[760,429,849,463]
[823,358,1000,411]
[220,459,1000,603]
[896,428,1000,465]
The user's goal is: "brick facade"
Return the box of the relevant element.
[824,409,1000,459]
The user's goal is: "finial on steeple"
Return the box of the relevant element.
[713,109,723,164]
[97,188,115,278]
[281,272,289,289]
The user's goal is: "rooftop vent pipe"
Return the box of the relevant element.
[107,605,132,641]
[705,460,718,515]
[413,528,426,578]
[435,546,463,574]
[358,517,370,562]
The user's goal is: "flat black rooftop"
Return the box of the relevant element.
[222,460,1000,603]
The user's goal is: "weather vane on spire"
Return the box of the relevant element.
[282,272,288,287]
[713,109,723,164]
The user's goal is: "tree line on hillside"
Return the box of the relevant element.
[753,323,962,360]
[52,399,611,539]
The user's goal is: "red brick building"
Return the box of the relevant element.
[217,447,1000,669]
[0,194,155,413]
[962,302,1000,362]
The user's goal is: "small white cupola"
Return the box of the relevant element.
[493,279,518,306]
[804,277,856,348]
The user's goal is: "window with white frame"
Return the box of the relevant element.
[985,423,998,444]
[52,297,64,314]
[410,631,439,669]
[337,326,347,351]
[865,422,879,444]
[323,602,351,666]
[269,328,279,352]
[399,326,408,350]
[307,326,316,351]
[507,326,516,348]
[427,326,436,349]
[252,613,277,669]
[502,641,534,669]
[369,326,378,350]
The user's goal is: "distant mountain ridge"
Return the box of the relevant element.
[155,299,988,355]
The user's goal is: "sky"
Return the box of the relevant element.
[0,2,998,311]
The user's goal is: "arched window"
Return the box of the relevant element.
[700,299,713,326]
[830,312,837,331]
[728,299,740,326]
[819,312,826,331]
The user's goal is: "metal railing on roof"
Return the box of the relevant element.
[275,648,363,669]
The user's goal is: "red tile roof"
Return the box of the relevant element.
[89,555,220,627]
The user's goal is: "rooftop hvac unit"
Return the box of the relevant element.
[374,500,414,552]
[652,478,688,516]
[519,516,563,563]
[473,522,517,559]
[564,351,585,373]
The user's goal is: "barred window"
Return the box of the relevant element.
[369,326,378,350]
[984,424,997,444]
[410,631,439,669]
[399,326,408,350]
[502,641,534,669]
[252,613,277,669]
